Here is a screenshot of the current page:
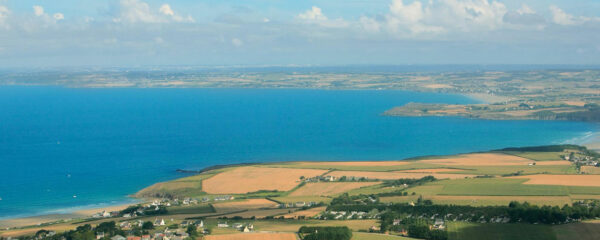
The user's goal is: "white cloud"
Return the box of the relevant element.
[263,18,270,23]
[297,6,348,28]
[516,4,535,15]
[159,4,174,16]
[53,13,64,20]
[298,6,327,21]
[385,0,443,34]
[549,5,577,25]
[115,0,193,23]
[231,38,243,47]
[359,16,380,33]
[389,0,424,23]
[547,5,597,26]
[158,3,194,22]
[503,4,545,28]
[434,0,507,31]
[33,5,44,17]
[117,0,160,23]
[0,5,8,29]
[361,0,513,36]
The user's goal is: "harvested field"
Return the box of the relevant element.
[289,182,380,196]
[212,199,278,212]
[216,209,292,219]
[326,171,474,180]
[510,175,600,187]
[580,166,600,174]
[202,167,326,194]
[563,101,587,106]
[296,161,409,167]
[398,168,462,173]
[279,206,327,219]
[424,84,453,89]
[418,153,570,166]
[204,233,298,240]
[253,219,378,232]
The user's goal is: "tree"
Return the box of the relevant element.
[142,221,154,230]
[186,225,198,237]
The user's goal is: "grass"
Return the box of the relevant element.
[450,165,576,175]
[435,178,570,196]
[251,219,378,232]
[553,221,600,240]
[263,162,441,172]
[345,184,399,196]
[568,186,600,195]
[351,232,417,240]
[270,196,333,204]
[447,222,557,240]
[167,204,215,214]
[380,195,573,207]
[501,151,565,161]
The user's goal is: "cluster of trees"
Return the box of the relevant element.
[330,193,377,206]
[336,176,372,182]
[299,226,352,240]
[499,144,598,157]
[382,176,437,188]
[13,220,164,240]
[403,219,447,240]
[342,200,600,227]
[27,222,123,240]
[119,205,168,216]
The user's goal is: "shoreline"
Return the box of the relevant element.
[3,135,599,229]
[0,203,137,229]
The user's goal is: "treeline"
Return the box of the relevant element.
[331,200,600,225]
[498,144,588,153]
[120,205,168,216]
[382,176,437,187]
[498,144,600,158]
[299,226,352,240]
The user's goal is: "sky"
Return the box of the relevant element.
[0,0,599,67]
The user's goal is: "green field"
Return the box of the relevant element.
[500,151,565,161]
[451,165,576,175]
[270,196,333,204]
[352,232,417,240]
[262,162,441,172]
[167,204,215,215]
[437,178,569,196]
[553,221,600,240]
[447,222,557,240]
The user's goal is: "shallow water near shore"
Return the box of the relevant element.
[0,87,597,219]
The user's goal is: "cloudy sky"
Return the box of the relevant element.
[0,0,599,67]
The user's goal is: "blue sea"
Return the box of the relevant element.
[0,87,597,218]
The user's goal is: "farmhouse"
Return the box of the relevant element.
[111,235,126,240]
[154,219,165,226]
[217,222,229,228]
[433,219,445,229]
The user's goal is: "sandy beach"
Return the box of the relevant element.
[0,204,134,229]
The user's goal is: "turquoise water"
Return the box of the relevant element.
[0,87,597,218]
